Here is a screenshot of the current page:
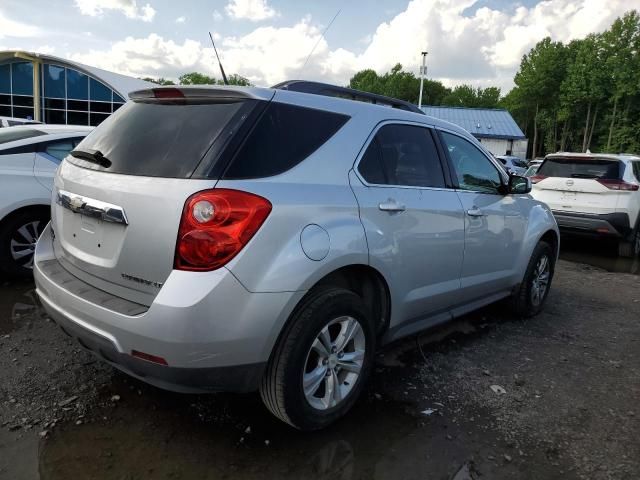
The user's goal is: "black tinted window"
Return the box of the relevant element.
[538,157,621,179]
[442,132,502,194]
[69,100,256,178]
[223,102,349,179]
[632,162,640,182]
[358,124,445,188]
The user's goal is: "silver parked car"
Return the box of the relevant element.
[34,84,559,430]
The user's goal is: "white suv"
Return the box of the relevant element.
[531,153,640,257]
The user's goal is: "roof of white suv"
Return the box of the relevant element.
[545,152,640,162]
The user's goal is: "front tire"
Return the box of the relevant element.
[0,211,49,279]
[260,287,375,430]
[511,241,555,318]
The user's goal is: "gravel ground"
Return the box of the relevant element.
[0,258,638,480]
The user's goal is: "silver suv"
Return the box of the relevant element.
[34,84,559,430]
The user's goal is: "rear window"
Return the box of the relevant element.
[68,100,258,178]
[222,102,349,179]
[538,157,621,179]
[0,128,46,145]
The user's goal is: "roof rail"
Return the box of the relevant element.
[272,80,425,115]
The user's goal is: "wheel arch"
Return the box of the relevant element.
[264,263,392,367]
[0,204,51,231]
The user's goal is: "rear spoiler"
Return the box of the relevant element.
[129,86,274,103]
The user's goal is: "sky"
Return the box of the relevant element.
[0,0,636,93]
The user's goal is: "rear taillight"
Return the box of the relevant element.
[175,189,272,271]
[596,179,640,191]
[530,174,547,184]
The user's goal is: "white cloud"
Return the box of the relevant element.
[74,0,156,22]
[0,10,41,39]
[212,10,223,21]
[36,45,56,54]
[225,0,277,21]
[66,0,632,91]
[176,16,186,24]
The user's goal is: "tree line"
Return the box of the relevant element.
[143,10,639,157]
[503,10,640,157]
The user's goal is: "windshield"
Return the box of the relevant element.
[69,99,260,178]
[538,157,621,179]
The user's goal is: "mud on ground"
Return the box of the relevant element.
[0,258,639,480]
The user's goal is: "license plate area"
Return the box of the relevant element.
[560,191,577,201]
[59,208,125,264]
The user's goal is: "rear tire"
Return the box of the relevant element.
[618,228,640,258]
[260,287,375,430]
[0,210,49,279]
[510,241,555,318]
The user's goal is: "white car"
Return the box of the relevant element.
[0,125,93,277]
[0,116,43,128]
[531,153,640,257]
[495,155,528,175]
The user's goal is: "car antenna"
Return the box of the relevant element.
[209,31,229,85]
[299,9,341,75]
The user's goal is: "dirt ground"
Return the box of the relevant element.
[0,239,639,480]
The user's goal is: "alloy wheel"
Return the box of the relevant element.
[9,220,43,269]
[303,316,366,411]
[530,254,550,307]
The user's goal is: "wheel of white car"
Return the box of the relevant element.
[0,209,49,279]
[260,287,375,430]
[510,240,555,318]
[618,227,640,258]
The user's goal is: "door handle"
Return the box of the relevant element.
[466,207,485,217]
[378,200,406,212]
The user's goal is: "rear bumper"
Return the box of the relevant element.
[552,211,631,238]
[34,224,304,393]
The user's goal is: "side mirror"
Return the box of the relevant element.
[508,175,532,194]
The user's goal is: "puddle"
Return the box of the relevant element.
[38,388,527,480]
[0,280,46,335]
[559,235,640,275]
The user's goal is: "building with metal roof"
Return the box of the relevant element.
[0,50,154,126]
[421,105,528,159]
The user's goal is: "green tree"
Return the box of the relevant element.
[442,85,501,108]
[178,72,218,85]
[513,37,566,158]
[601,11,640,151]
[141,77,176,85]
[560,34,607,152]
[177,71,252,86]
[348,64,453,106]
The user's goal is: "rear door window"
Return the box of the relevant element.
[222,102,349,179]
[357,124,445,188]
[69,100,259,178]
[538,157,621,179]
[44,140,76,162]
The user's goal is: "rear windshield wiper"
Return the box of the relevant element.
[70,148,112,168]
[570,173,599,179]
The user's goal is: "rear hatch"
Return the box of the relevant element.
[50,87,272,306]
[532,156,637,215]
